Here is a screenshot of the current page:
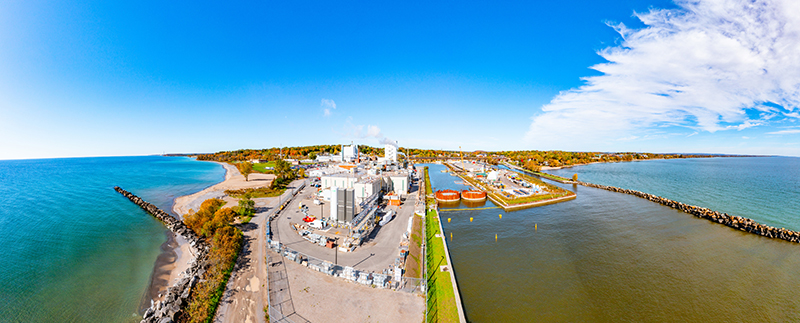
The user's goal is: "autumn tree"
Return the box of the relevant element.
[237,162,253,181]
[237,197,255,217]
[181,198,243,323]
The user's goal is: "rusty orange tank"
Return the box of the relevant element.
[461,189,487,201]
[435,189,460,202]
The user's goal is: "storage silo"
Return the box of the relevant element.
[344,188,355,222]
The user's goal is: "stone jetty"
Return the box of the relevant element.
[576,182,800,243]
[114,187,209,323]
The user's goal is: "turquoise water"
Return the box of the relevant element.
[423,159,800,322]
[0,156,224,322]
[547,157,800,230]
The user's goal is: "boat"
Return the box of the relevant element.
[435,189,461,202]
[461,189,487,201]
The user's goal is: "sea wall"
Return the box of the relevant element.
[114,187,210,323]
[576,182,800,243]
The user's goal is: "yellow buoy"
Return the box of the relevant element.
[448,218,451,223]
[535,223,537,230]
[495,234,498,241]
[450,232,452,240]
[470,217,473,222]
[499,214,502,219]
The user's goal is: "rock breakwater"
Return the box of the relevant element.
[114,187,210,323]
[577,182,800,243]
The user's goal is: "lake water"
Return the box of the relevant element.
[547,157,800,230]
[422,158,800,322]
[0,156,224,322]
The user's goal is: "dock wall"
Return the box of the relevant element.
[114,187,210,323]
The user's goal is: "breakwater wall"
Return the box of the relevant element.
[576,182,800,243]
[114,187,210,323]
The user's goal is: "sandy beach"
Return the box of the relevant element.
[147,161,276,305]
[172,162,276,217]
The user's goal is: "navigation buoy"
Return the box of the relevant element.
[448,218,451,223]
[470,217,473,222]
[450,232,452,240]
[535,223,537,230]
[495,234,498,241]
[499,214,502,219]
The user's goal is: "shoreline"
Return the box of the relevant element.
[172,162,237,217]
[140,231,179,310]
[143,160,275,313]
[142,161,233,311]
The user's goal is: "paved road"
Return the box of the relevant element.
[214,182,303,323]
[273,177,420,273]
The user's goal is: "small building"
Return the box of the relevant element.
[383,171,411,195]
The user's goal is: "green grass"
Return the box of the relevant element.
[253,162,277,173]
[411,233,421,248]
[425,209,459,323]
[424,167,432,195]
[225,187,286,198]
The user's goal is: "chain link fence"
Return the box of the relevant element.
[266,240,424,293]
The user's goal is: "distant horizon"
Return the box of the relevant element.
[0,149,788,162]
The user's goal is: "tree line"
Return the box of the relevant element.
[180,199,244,323]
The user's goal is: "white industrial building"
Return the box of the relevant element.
[320,173,382,203]
[314,144,359,163]
[342,144,359,162]
[315,154,334,163]
[384,143,397,163]
[321,174,360,192]
[354,177,382,202]
[383,171,411,195]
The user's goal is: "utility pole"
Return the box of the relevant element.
[334,237,339,265]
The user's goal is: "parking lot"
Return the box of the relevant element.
[271,175,420,273]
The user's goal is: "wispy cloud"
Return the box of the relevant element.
[338,119,400,146]
[321,98,336,117]
[366,125,382,138]
[767,129,800,135]
[342,118,382,139]
[525,0,800,149]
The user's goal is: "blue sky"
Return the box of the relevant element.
[2,0,800,159]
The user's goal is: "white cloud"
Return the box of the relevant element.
[342,118,383,139]
[379,137,398,147]
[321,98,336,117]
[338,120,401,146]
[526,0,800,149]
[366,125,382,138]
